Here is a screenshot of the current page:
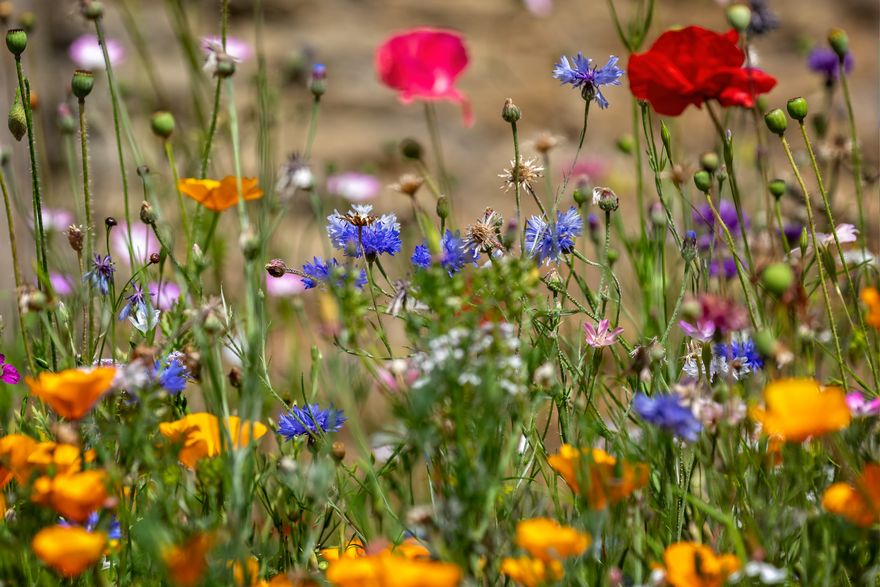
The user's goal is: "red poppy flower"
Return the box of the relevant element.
[375,27,473,126]
[628,26,776,116]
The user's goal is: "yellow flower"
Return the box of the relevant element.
[500,556,563,587]
[159,413,268,468]
[0,433,38,486]
[31,470,108,523]
[321,538,366,561]
[178,176,263,212]
[326,551,461,587]
[515,518,590,562]
[26,367,116,420]
[548,445,648,509]
[750,378,850,442]
[861,287,880,329]
[162,533,215,586]
[662,542,740,587]
[822,463,880,527]
[233,556,262,586]
[32,525,107,578]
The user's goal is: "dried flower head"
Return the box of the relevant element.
[276,153,313,199]
[465,208,504,254]
[499,157,544,193]
[389,173,425,197]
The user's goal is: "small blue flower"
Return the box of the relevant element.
[278,403,346,440]
[60,512,122,540]
[154,354,190,394]
[118,283,150,321]
[714,338,764,375]
[301,257,367,290]
[84,254,115,295]
[524,207,583,265]
[632,393,702,442]
[327,205,402,258]
[553,54,624,108]
[411,230,478,275]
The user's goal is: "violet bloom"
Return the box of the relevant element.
[678,319,716,342]
[326,172,381,203]
[50,273,74,296]
[202,36,253,62]
[112,224,159,266]
[633,393,702,442]
[0,354,20,384]
[266,273,306,297]
[709,257,737,280]
[553,54,624,108]
[693,199,746,239]
[583,319,623,348]
[68,34,124,69]
[807,47,853,83]
[148,282,181,311]
[695,294,749,335]
[846,391,880,417]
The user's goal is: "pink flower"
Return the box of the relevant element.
[112,224,159,266]
[37,208,73,233]
[678,319,716,342]
[265,273,306,297]
[583,319,624,348]
[68,34,124,69]
[375,27,473,126]
[326,172,381,203]
[523,0,553,16]
[50,273,74,296]
[376,359,420,392]
[846,391,880,417]
[201,36,253,62]
[0,354,20,384]
[148,282,182,310]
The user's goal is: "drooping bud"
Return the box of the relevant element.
[7,89,26,141]
[763,108,787,135]
[768,179,786,200]
[139,201,156,226]
[693,170,712,193]
[150,111,175,139]
[786,97,807,122]
[501,98,521,123]
[5,28,26,56]
[827,28,849,59]
[71,70,94,100]
[761,263,794,296]
[105,216,118,229]
[726,4,752,32]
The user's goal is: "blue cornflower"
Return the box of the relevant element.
[524,207,583,265]
[278,403,346,440]
[84,254,115,295]
[411,230,478,275]
[327,205,402,258]
[118,283,150,321]
[632,393,702,442]
[553,54,624,108]
[60,512,122,540]
[714,338,764,376]
[154,354,190,394]
[301,257,367,290]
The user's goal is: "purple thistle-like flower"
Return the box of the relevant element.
[411,230,478,275]
[0,354,20,385]
[709,257,738,280]
[278,403,346,440]
[327,205,402,258]
[553,54,624,108]
[524,207,583,265]
[118,283,150,321]
[807,47,854,82]
[633,393,702,442]
[84,254,115,295]
[583,319,623,348]
[301,257,366,290]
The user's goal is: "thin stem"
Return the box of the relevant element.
[164,141,190,240]
[660,263,690,347]
[0,169,33,372]
[200,79,223,178]
[424,103,451,197]
[304,96,321,161]
[559,99,591,202]
[837,63,867,251]
[510,119,523,254]
[78,98,95,357]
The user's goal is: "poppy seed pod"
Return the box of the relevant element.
[693,171,712,193]
[768,179,786,200]
[5,28,26,55]
[764,108,787,135]
[71,70,95,100]
[726,4,752,32]
[699,152,719,173]
[786,97,808,122]
[761,263,794,296]
[150,111,175,139]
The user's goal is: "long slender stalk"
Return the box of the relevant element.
[424,103,451,197]
[164,141,190,239]
[304,96,321,161]
[836,64,867,250]
[509,118,524,254]
[78,97,95,357]
[0,169,33,372]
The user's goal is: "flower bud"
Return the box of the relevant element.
[150,111,175,139]
[680,298,701,322]
[399,138,423,160]
[81,1,104,20]
[216,59,236,78]
[660,122,672,155]
[331,441,346,461]
[56,103,75,135]
[228,367,242,389]
[615,134,634,154]
[827,28,849,58]
[545,268,565,292]
[436,195,450,220]
[149,252,161,264]
[8,90,26,142]
[71,70,94,100]
[799,227,809,253]
[693,170,712,193]
[763,108,787,135]
[754,329,776,358]
[768,179,786,200]
[726,4,752,32]
[682,230,697,262]
[607,247,619,266]
[105,216,118,229]
[786,97,807,122]
[5,28,26,56]
[308,63,326,98]
[761,262,793,296]
[699,152,719,173]
[501,98,521,123]
[573,186,589,207]
[0,146,9,165]
[265,258,287,278]
[593,187,619,212]
[649,202,665,227]
[67,225,84,253]
[139,201,156,225]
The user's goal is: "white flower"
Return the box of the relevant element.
[129,307,160,334]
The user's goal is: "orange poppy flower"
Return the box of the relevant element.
[0,433,38,487]
[31,470,108,523]
[159,413,268,468]
[321,538,366,561]
[822,463,880,527]
[163,533,215,586]
[32,525,107,578]
[500,556,563,587]
[548,445,649,508]
[26,442,95,477]
[750,378,850,442]
[861,287,880,329]
[515,518,591,563]
[178,176,263,212]
[26,367,116,420]
[662,542,740,587]
[326,551,462,587]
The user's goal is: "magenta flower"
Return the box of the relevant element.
[678,319,716,342]
[112,224,159,266]
[68,34,124,69]
[326,172,381,203]
[265,273,306,297]
[583,319,624,348]
[0,354,20,384]
[846,391,880,417]
[50,273,74,296]
[148,282,182,311]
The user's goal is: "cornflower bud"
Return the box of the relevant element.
[436,196,450,220]
[682,230,698,262]
[501,98,521,123]
[308,63,326,97]
[139,201,156,226]
[592,186,619,212]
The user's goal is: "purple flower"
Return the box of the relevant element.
[0,354,21,384]
[678,319,716,342]
[50,273,74,296]
[524,207,583,264]
[68,34,124,69]
[783,224,803,247]
[148,282,182,311]
[301,257,366,290]
[411,230,478,275]
[693,199,746,240]
[583,319,623,348]
[266,273,306,297]
[112,224,159,266]
[278,403,346,440]
[326,172,381,203]
[807,47,853,82]
[633,393,702,442]
[748,0,779,35]
[709,257,737,280]
[154,354,189,395]
[846,391,880,417]
[84,254,115,295]
[118,283,149,321]
[553,54,624,108]
[327,205,402,258]
[60,512,121,540]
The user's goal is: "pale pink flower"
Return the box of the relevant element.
[68,34,124,69]
[50,273,74,296]
[583,319,624,348]
[37,208,73,232]
[326,172,381,203]
[265,273,306,297]
[202,36,252,62]
[112,224,159,266]
[149,282,182,310]
[523,0,553,16]
[817,223,859,246]
[678,319,716,342]
[376,359,420,392]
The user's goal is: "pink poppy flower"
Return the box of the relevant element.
[326,172,381,203]
[375,27,473,126]
[112,224,159,266]
[265,273,306,297]
[149,282,182,310]
[50,273,74,296]
[68,34,124,69]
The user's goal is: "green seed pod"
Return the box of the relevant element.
[82,1,103,19]
[8,89,26,141]
[768,179,786,200]
[615,134,634,155]
[699,152,720,173]
[763,108,787,135]
[693,170,712,193]
[150,111,175,139]
[761,263,794,296]
[726,4,752,32]
[607,247,619,265]
[400,138,423,160]
[827,28,849,58]
[573,187,589,207]
[436,195,450,220]
[5,27,26,56]
[71,70,95,100]
[786,97,808,122]
[501,98,521,123]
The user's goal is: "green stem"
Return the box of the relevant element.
[424,102,451,197]
[200,79,223,178]
[660,263,690,347]
[164,140,190,240]
[559,99,591,202]
[510,119,523,255]
[0,169,33,372]
[837,63,867,251]
[304,96,321,161]
[78,97,95,359]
